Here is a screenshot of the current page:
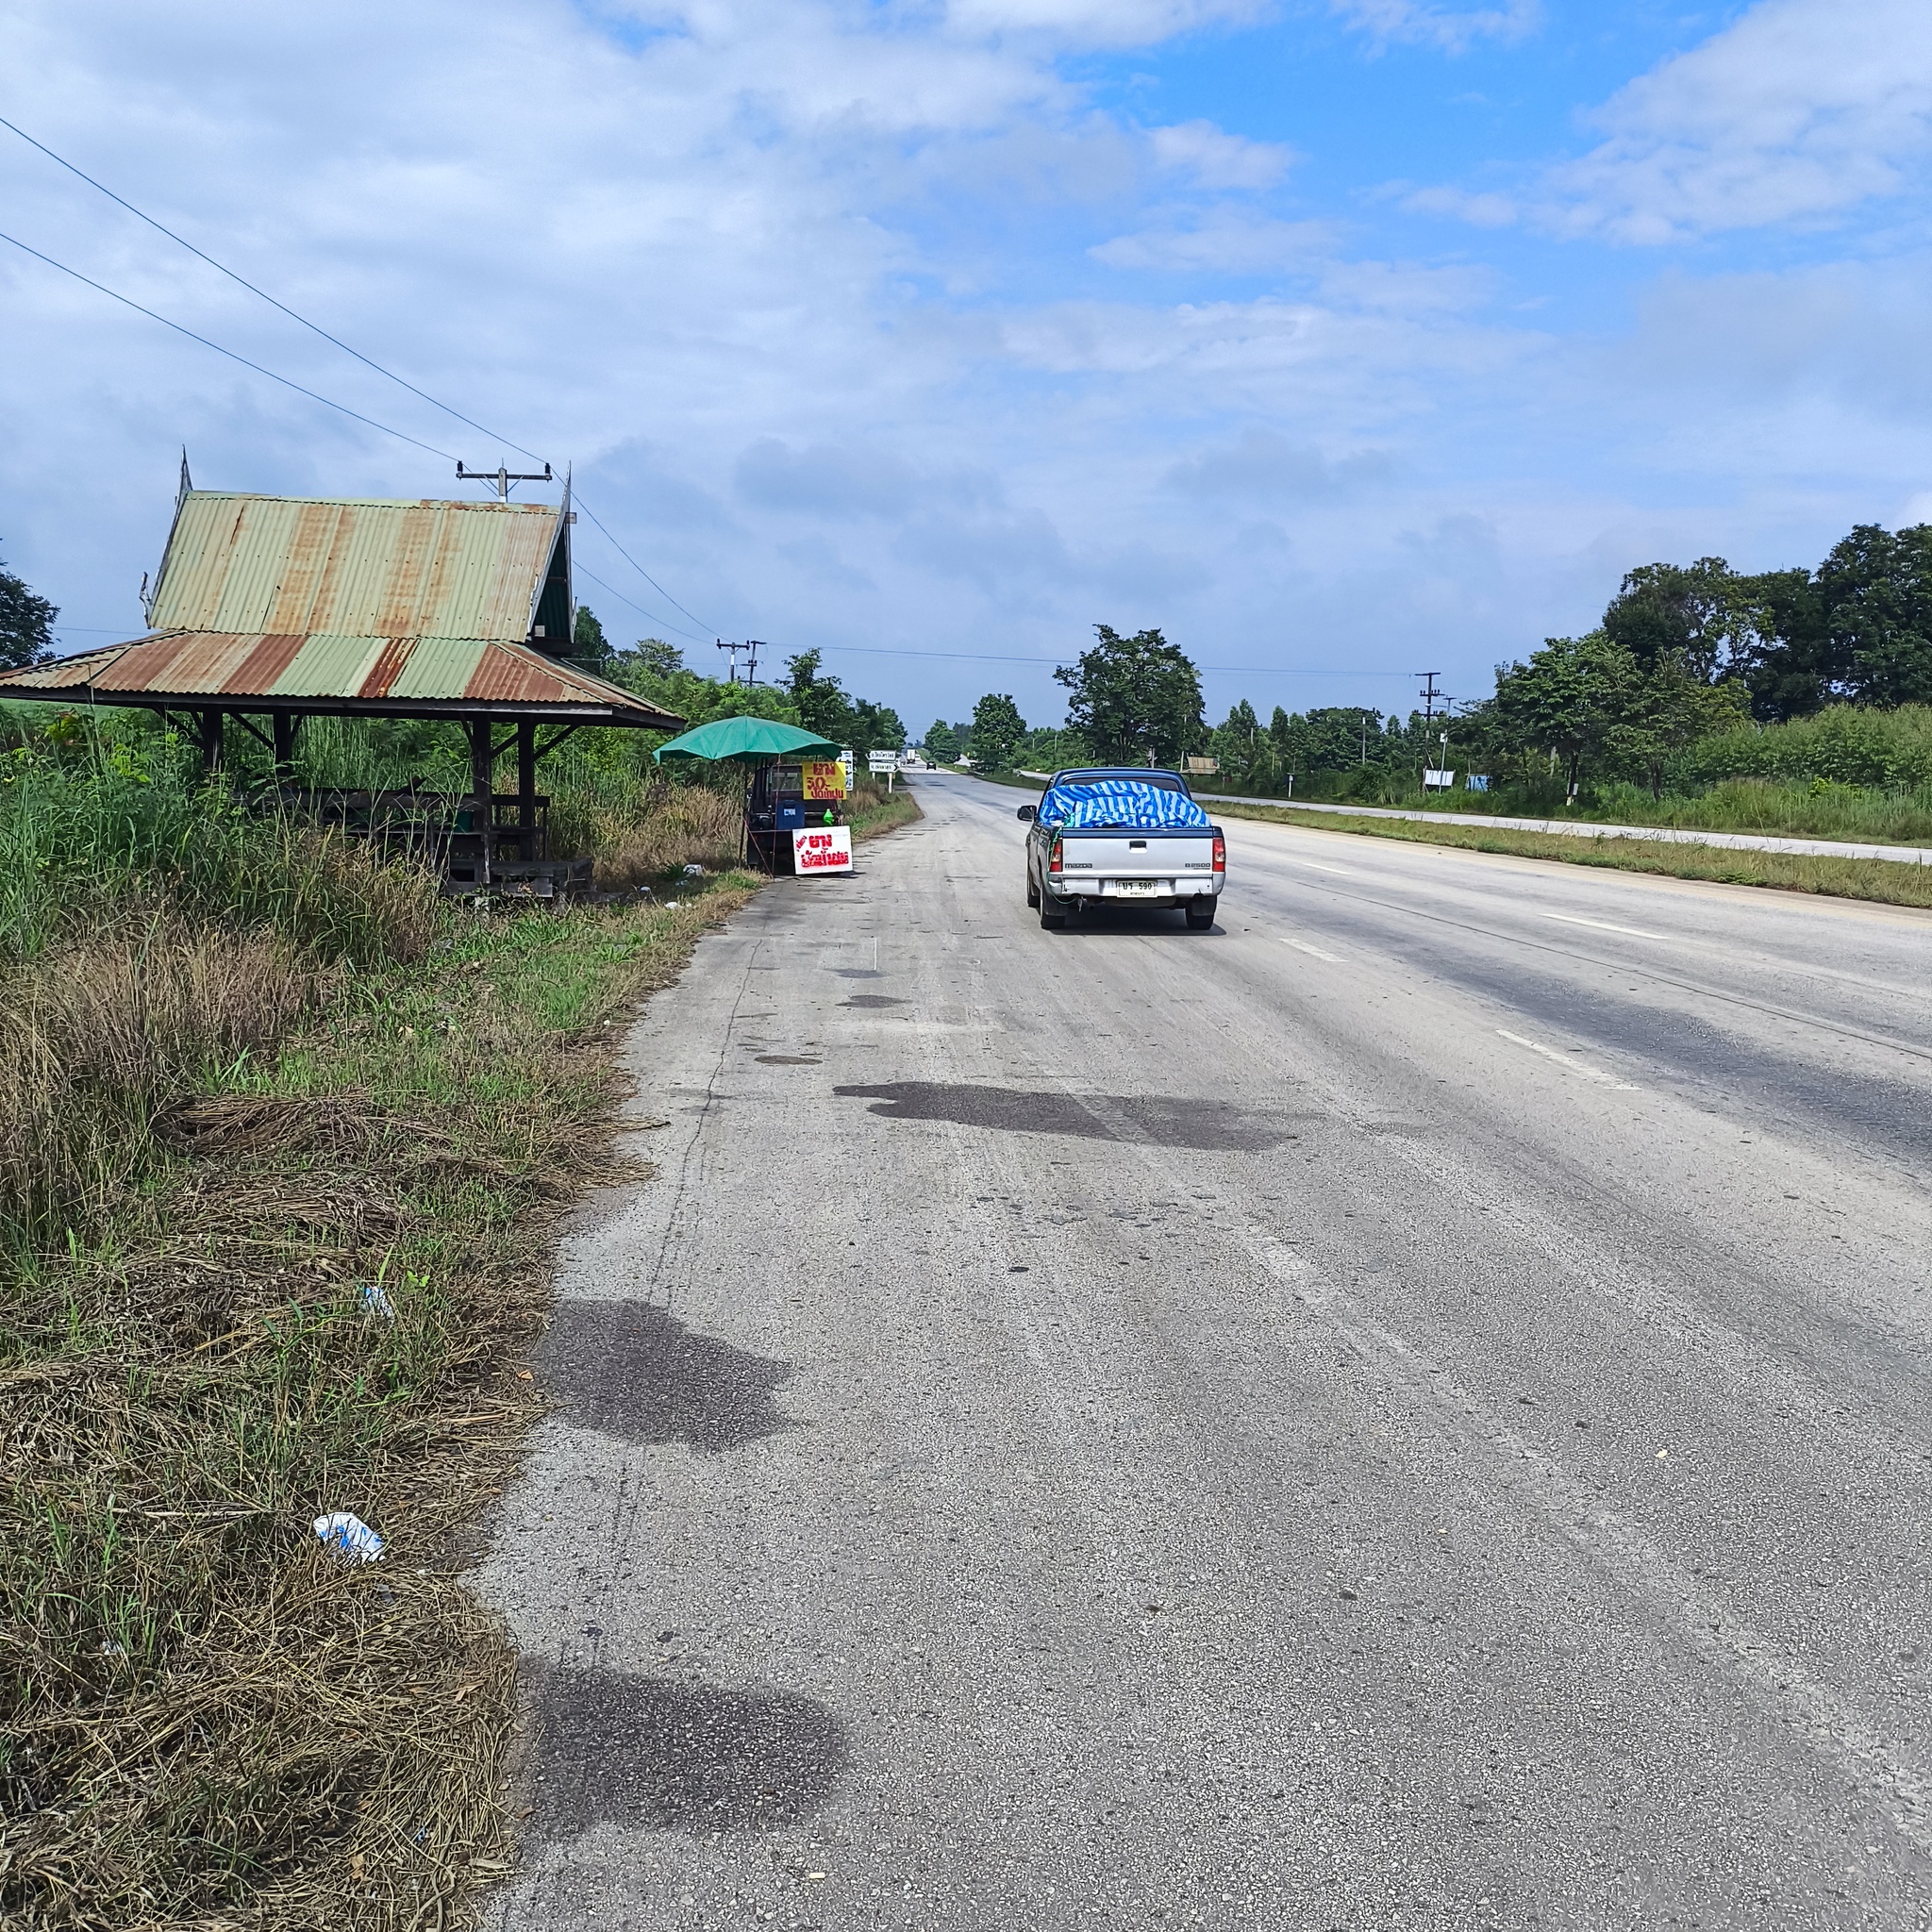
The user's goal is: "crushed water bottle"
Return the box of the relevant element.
[359,1281,395,1321]
[313,1512,386,1563]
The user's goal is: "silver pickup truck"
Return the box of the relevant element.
[1017,767,1226,930]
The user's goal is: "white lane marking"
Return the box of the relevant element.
[1291,859,1357,875]
[1496,1028,1640,1091]
[1282,937,1344,963]
[1543,910,1665,941]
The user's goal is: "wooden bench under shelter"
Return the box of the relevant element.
[0,461,682,895]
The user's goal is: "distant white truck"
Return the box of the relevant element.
[1016,766,1225,930]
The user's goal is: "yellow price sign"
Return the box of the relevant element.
[801,759,847,800]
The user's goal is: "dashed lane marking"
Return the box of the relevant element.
[1496,1027,1640,1090]
[1543,910,1666,941]
[1282,938,1345,963]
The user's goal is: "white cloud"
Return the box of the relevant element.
[1400,184,1518,227]
[1331,0,1539,55]
[1148,119,1293,189]
[1091,210,1333,271]
[1546,0,1932,242]
[943,0,1269,45]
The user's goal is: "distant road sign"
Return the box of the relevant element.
[868,750,899,772]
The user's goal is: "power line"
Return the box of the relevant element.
[0,226,459,462]
[0,112,719,631]
[570,498,715,634]
[0,111,541,466]
[809,641,1418,676]
[573,562,710,645]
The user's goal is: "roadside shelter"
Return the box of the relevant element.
[0,469,683,892]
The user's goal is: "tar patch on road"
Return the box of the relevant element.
[840,994,908,1008]
[834,1080,1296,1151]
[541,1303,795,1451]
[533,1668,848,1837]
[756,1054,822,1065]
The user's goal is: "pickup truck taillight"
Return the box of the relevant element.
[1211,834,1225,874]
[1048,835,1063,875]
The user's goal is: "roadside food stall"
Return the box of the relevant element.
[652,716,854,875]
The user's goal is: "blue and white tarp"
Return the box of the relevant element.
[1039,778,1211,831]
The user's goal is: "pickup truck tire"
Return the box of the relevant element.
[1184,899,1216,929]
[1039,896,1069,929]
[1025,873,1040,908]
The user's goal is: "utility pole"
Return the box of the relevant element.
[457,460,553,501]
[716,639,747,684]
[1415,671,1443,792]
[743,641,766,687]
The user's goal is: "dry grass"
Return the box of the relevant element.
[581,783,747,891]
[1,876,762,1932]
[1210,800,1932,909]
[0,913,313,1255]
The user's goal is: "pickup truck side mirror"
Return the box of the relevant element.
[1016,804,1037,822]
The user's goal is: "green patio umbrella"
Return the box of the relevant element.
[653,716,841,763]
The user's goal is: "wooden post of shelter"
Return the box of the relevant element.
[469,716,495,889]
[272,711,299,775]
[516,720,539,860]
[196,709,223,773]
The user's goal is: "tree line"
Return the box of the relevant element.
[930,521,1932,799]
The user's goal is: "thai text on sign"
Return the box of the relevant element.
[801,759,847,799]
[792,825,854,874]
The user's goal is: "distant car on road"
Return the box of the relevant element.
[1016,767,1225,930]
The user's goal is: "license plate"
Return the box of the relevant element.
[1111,879,1162,895]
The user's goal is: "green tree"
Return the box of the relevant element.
[1602,558,1755,680]
[1817,524,1932,709]
[1731,568,1828,721]
[631,637,685,677]
[850,700,907,759]
[1605,650,1751,799]
[923,720,960,762]
[968,692,1026,771]
[784,649,855,743]
[0,547,57,671]
[572,605,608,664]
[1054,625,1203,767]
[1491,631,1635,796]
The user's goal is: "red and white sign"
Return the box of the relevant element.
[792,824,854,875]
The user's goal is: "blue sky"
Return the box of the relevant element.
[3,0,1930,732]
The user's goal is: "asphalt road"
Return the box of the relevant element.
[480,770,1932,1932]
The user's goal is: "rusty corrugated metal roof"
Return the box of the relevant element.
[151,493,560,641]
[0,631,682,726]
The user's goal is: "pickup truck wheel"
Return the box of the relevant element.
[1185,900,1216,929]
[1040,897,1068,929]
[1025,872,1040,908]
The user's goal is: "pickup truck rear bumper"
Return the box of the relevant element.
[1043,874,1223,908]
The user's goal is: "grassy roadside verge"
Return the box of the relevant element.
[2,874,758,1930]
[958,768,1932,910]
[1210,799,1932,910]
[847,774,921,841]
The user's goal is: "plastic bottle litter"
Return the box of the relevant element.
[359,1282,395,1321]
[682,863,706,877]
[313,1512,386,1563]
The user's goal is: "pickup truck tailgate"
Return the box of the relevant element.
[1058,830,1217,894]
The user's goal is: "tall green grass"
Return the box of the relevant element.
[0,729,435,967]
